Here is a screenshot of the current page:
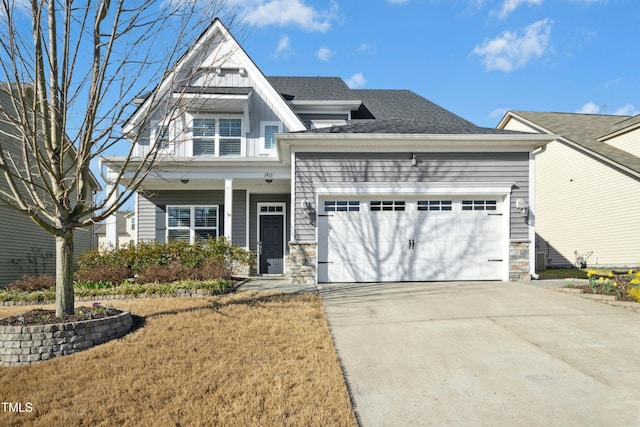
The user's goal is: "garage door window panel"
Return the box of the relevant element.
[417,200,452,212]
[324,201,360,212]
[371,200,405,211]
[462,200,498,211]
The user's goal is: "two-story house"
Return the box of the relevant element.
[100,19,554,285]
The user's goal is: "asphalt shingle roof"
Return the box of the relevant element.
[512,111,640,175]
[303,118,523,135]
[267,76,521,135]
[267,76,356,101]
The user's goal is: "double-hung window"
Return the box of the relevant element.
[167,206,218,243]
[191,116,243,157]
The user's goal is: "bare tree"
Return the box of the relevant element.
[0,0,237,315]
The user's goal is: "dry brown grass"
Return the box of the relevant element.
[0,292,357,427]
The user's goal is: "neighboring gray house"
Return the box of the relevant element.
[101,19,553,285]
[0,86,99,286]
[499,111,640,269]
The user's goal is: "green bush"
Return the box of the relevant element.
[77,238,251,285]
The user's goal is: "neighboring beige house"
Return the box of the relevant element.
[499,111,640,269]
[0,86,100,286]
[94,211,136,249]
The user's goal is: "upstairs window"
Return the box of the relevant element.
[191,116,243,157]
[155,125,170,150]
[261,121,282,154]
[192,118,216,155]
[219,119,242,156]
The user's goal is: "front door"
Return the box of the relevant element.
[259,215,284,274]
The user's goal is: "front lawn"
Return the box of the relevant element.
[0,292,357,426]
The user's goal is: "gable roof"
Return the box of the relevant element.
[124,19,306,134]
[501,111,640,176]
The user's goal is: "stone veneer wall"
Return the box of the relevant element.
[0,311,132,366]
[510,240,531,282]
[289,242,317,285]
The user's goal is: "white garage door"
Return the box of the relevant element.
[317,197,505,283]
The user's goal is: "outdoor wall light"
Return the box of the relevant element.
[265,179,273,184]
[300,199,310,212]
[411,153,417,167]
[516,199,529,218]
[180,179,189,184]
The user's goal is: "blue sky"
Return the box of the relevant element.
[225,0,639,127]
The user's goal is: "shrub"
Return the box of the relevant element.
[136,262,186,284]
[75,264,132,287]
[6,275,55,292]
[189,259,231,281]
[79,238,250,274]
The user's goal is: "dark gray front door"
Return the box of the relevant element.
[259,215,284,274]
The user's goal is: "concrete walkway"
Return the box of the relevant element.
[317,281,640,427]
[237,276,317,294]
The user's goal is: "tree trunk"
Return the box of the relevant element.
[55,229,75,316]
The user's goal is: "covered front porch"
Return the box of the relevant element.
[100,158,292,275]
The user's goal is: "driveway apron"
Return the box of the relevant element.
[318,281,640,427]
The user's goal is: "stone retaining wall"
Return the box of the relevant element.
[0,311,132,366]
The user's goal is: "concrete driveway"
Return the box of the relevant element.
[318,281,640,427]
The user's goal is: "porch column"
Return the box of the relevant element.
[105,180,118,249]
[224,179,233,241]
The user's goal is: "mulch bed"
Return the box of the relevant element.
[0,306,124,326]
[567,284,637,302]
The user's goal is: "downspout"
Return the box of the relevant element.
[529,145,547,279]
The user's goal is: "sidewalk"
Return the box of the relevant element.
[237,276,317,294]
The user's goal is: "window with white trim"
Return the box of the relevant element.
[155,125,170,150]
[462,200,498,211]
[324,201,360,212]
[191,115,243,157]
[418,200,452,211]
[261,121,282,153]
[167,206,218,243]
[370,201,405,211]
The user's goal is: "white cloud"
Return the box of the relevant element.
[234,0,339,32]
[577,102,637,116]
[471,18,552,72]
[576,102,599,114]
[345,73,366,89]
[490,108,509,120]
[316,47,333,62]
[273,35,292,58]
[495,0,543,19]
[613,104,638,116]
[358,43,376,55]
